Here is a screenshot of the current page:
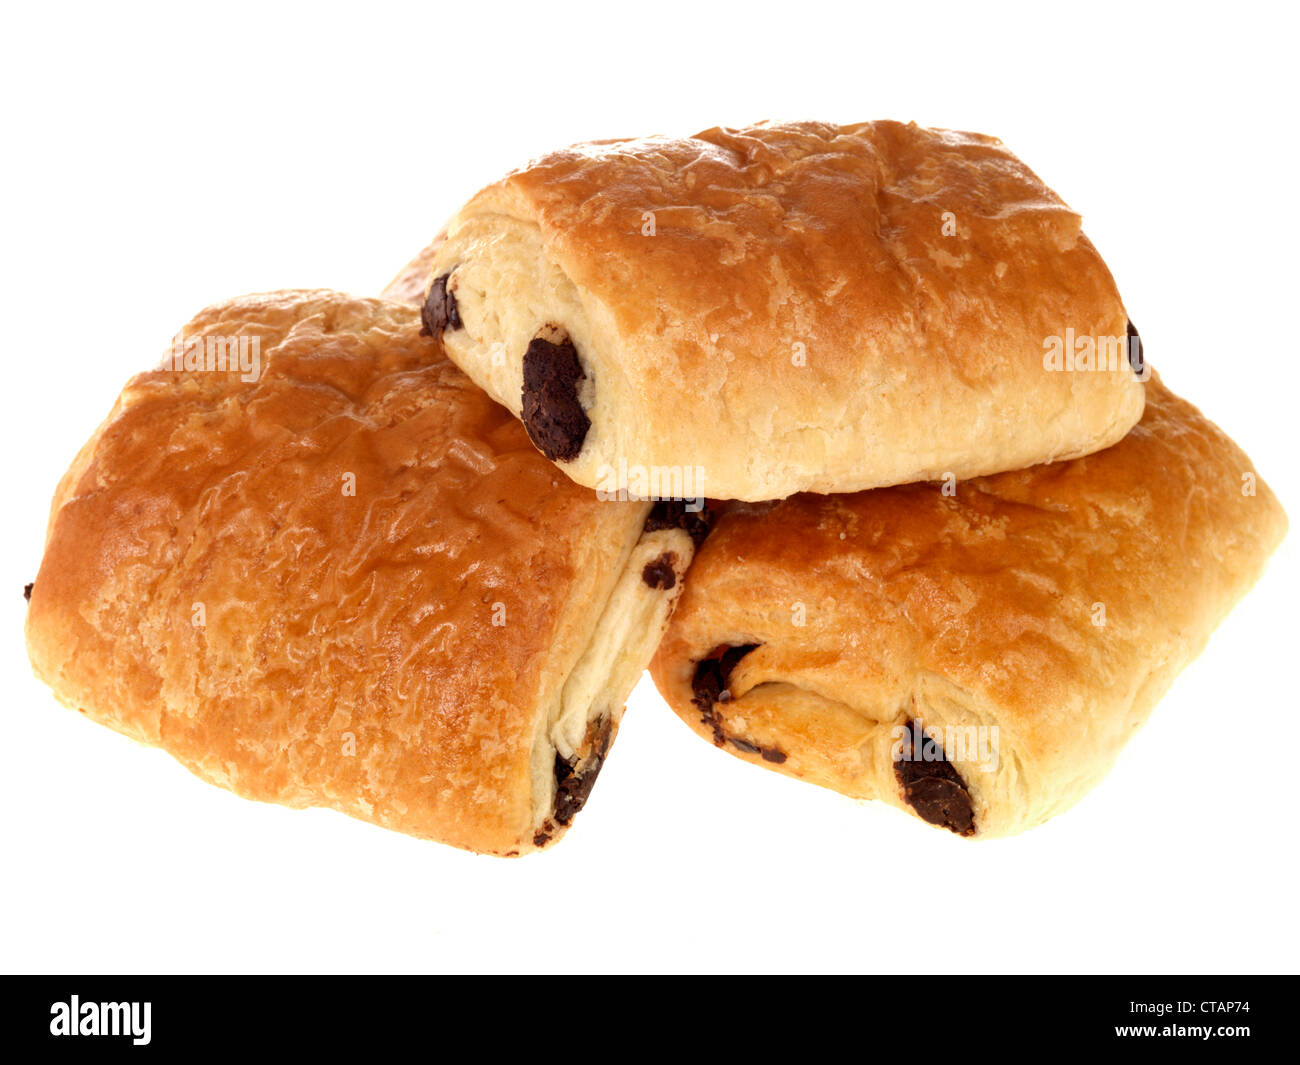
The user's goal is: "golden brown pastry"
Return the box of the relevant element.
[25,291,697,855]
[650,376,1286,837]
[422,119,1146,501]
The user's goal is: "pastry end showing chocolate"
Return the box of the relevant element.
[643,499,713,547]
[420,272,461,341]
[23,582,33,602]
[688,644,783,761]
[894,719,975,837]
[533,717,613,848]
[521,334,590,463]
[690,644,759,723]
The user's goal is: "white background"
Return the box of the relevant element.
[3,2,1297,974]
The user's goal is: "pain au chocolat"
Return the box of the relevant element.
[650,376,1286,838]
[24,291,696,855]
[420,119,1145,501]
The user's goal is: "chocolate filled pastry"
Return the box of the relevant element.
[422,119,1146,501]
[650,376,1286,837]
[24,291,695,855]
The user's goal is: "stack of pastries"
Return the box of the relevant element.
[25,121,1286,854]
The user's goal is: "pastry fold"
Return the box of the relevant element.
[25,291,694,855]
[650,377,1285,837]
[422,119,1145,501]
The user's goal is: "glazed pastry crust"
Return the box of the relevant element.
[429,120,1145,500]
[650,376,1286,837]
[25,291,692,855]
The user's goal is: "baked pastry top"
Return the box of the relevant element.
[424,119,1145,501]
[651,375,1286,837]
[25,291,693,854]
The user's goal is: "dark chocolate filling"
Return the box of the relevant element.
[1126,319,1144,376]
[690,643,759,722]
[643,499,714,548]
[420,273,461,341]
[893,719,975,836]
[521,334,590,462]
[23,582,33,602]
[689,644,784,762]
[723,735,788,764]
[533,718,614,848]
[552,716,613,827]
[641,552,678,590]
